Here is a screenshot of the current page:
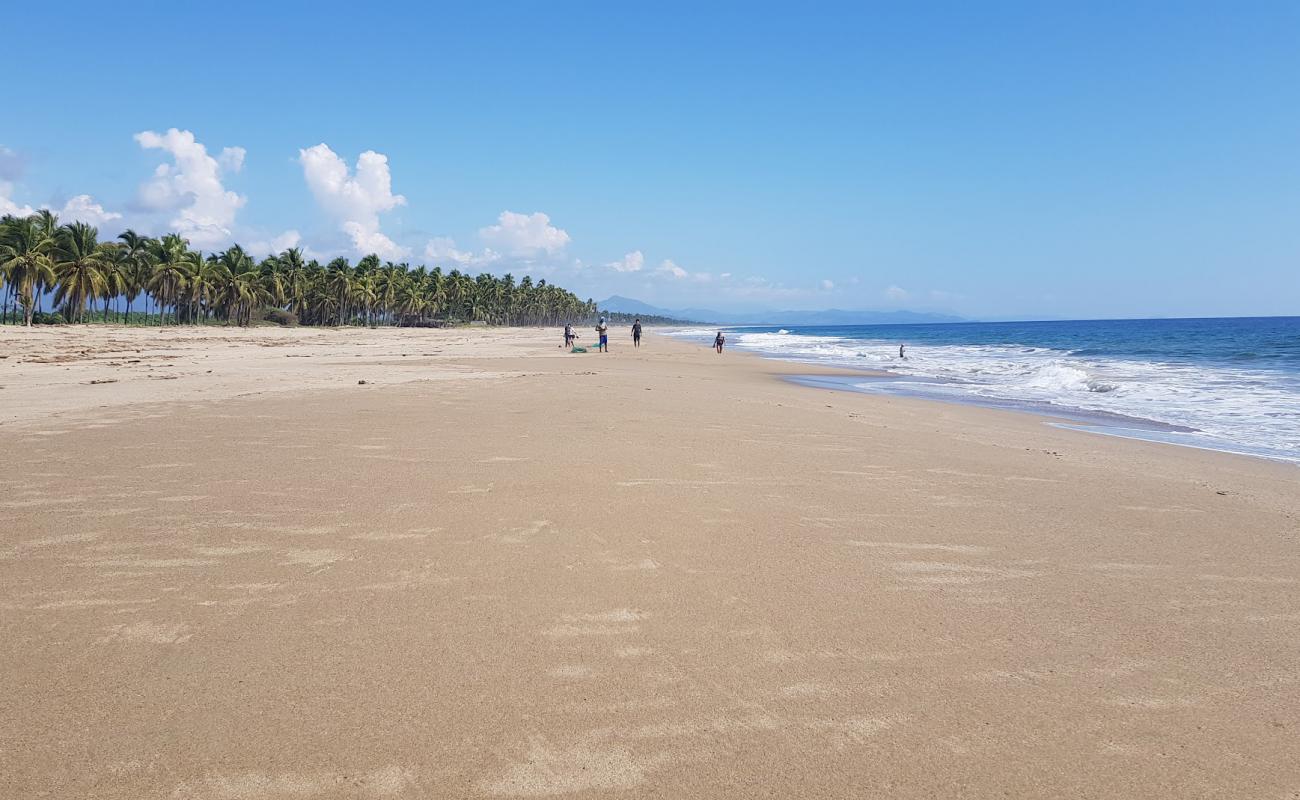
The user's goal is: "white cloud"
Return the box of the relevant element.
[135,128,247,249]
[605,250,644,273]
[59,194,122,226]
[478,211,570,258]
[1,182,121,228]
[422,210,569,269]
[655,259,717,283]
[424,236,474,265]
[218,147,246,173]
[820,279,835,290]
[657,259,688,279]
[246,230,302,258]
[423,236,501,267]
[0,181,36,217]
[299,143,408,260]
[885,284,909,302]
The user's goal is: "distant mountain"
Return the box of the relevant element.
[597,296,964,325]
[597,296,684,318]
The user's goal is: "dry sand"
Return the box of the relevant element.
[2,325,1297,799]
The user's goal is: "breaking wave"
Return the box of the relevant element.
[667,323,1300,463]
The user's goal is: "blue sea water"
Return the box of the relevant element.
[670,317,1300,464]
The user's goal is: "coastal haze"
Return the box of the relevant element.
[3,326,1299,798]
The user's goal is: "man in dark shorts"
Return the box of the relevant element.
[714,330,726,353]
[632,319,642,348]
[564,323,574,349]
[596,317,609,352]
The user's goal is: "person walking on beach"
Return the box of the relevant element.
[632,319,642,348]
[596,317,609,352]
[714,330,726,354]
[564,323,574,349]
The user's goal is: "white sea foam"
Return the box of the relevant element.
[668,327,1300,462]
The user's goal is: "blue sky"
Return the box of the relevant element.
[3,1,1297,319]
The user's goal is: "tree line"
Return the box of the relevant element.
[0,211,605,328]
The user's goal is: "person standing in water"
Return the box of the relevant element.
[899,343,906,359]
[714,330,726,354]
[632,318,642,348]
[596,317,609,352]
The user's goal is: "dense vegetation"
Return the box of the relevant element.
[598,310,697,325]
[0,211,602,328]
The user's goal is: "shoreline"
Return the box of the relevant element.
[782,371,1299,467]
[4,325,1299,798]
[664,327,1300,467]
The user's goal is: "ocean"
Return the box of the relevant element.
[669,317,1300,464]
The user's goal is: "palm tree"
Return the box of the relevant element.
[325,258,352,326]
[4,215,601,330]
[100,245,127,322]
[51,222,114,324]
[148,234,194,326]
[117,229,156,324]
[0,215,56,326]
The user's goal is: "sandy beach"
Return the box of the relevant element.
[2,325,1297,799]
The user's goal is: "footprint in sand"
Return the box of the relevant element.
[609,558,660,572]
[282,549,347,567]
[499,520,552,544]
[171,766,416,799]
[891,561,1037,585]
[547,664,596,679]
[101,620,192,644]
[480,735,647,796]
[542,609,647,637]
[849,541,992,555]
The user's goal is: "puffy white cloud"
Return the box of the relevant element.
[656,259,717,283]
[885,284,909,302]
[820,279,835,291]
[425,210,570,269]
[0,181,36,217]
[657,259,688,279]
[424,236,473,265]
[1,181,121,228]
[246,230,302,258]
[59,194,122,226]
[134,128,247,249]
[605,250,644,273]
[478,211,570,258]
[299,143,408,260]
[218,147,246,173]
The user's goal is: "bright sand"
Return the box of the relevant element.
[2,325,1297,798]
